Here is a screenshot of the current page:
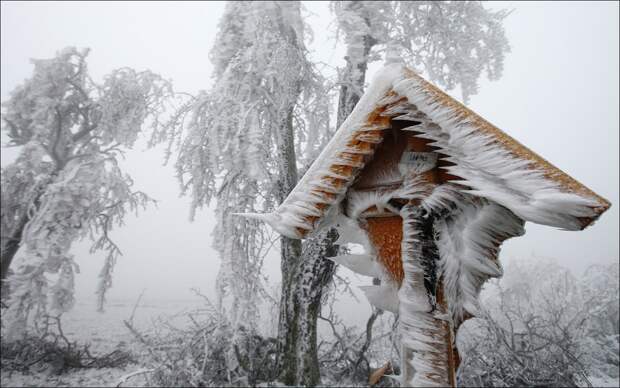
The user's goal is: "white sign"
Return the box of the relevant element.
[399,151,438,174]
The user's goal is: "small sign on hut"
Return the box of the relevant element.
[247,64,610,387]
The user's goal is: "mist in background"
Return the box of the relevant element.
[1,1,618,324]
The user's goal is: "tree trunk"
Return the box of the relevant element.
[275,76,340,381]
[278,231,337,386]
[275,96,310,384]
[1,169,54,285]
[1,186,46,303]
[337,4,377,128]
[0,214,28,283]
[275,3,376,385]
[277,234,304,384]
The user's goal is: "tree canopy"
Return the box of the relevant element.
[1,47,174,337]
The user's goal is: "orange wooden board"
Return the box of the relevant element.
[363,216,404,284]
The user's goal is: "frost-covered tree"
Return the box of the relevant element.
[458,260,619,387]
[0,47,173,337]
[332,1,511,105]
[171,2,332,385]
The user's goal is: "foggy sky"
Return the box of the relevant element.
[1,1,618,322]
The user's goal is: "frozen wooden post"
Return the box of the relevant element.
[242,63,610,387]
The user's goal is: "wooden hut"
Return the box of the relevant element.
[248,64,610,387]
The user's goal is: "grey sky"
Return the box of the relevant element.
[1,1,618,322]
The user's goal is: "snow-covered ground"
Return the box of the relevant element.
[60,298,206,351]
[0,297,204,387]
[1,365,143,388]
[2,295,618,388]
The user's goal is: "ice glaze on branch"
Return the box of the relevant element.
[332,1,511,103]
[1,47,175,336]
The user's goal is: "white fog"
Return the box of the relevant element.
[1,2,618,387]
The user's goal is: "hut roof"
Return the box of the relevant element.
[254,64,610,238]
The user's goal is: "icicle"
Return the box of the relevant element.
[234,212,304,239]
[375,93,402,107]
[329,254,383,278]
[360,284,399,313]
[357,124,391,132]
[332,214,373,249]
[393,112,428,122]
[380,101,417,117]
[354,132,384,143]
[346,189,400,218]
[400,124,424,131]
[343,145,375,155]
[391,71,606,230]
[435,197,525,323]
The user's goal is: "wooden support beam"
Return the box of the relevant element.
[363,216,404,285]
[399,203,456,388]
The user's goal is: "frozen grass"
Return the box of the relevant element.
[0,297,204,387]
[1,365,144,388]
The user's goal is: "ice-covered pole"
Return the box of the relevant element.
[399,202,457,387]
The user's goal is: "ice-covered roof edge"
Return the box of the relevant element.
[245,64,610,238]
[245,63,408,238]
[394,68,610,230]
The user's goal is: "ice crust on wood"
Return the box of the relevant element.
[345,177,430,218]
[434,188,525,322]
[399,203,454,387]
[255,63,607,239]
[390,69,607,231]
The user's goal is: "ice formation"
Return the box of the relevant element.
[256,64,608,239]
[244,63,610,386]
[360,284,400,314]
[399,203,454,387]
[328,254,383,278]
